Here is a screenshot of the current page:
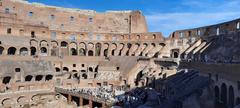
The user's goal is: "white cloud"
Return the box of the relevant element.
[146,0,240,37]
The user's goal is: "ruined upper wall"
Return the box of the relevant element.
[0,0,148,34]
[169,18,240,40]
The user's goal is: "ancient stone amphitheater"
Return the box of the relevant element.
[0,0,240,108]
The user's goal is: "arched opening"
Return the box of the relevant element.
[0,46,4,55]
[104,49,108,57]
[7,47,16,55]
[126,43,132,56]
[173,52,179,58]
[111,50,115,56]
[35,75,43,81]
[63,67,69,72]
[89,67,93,72]
[215,86,220,106]
[19,47,28,56]
[82,74,88,79]
[61,41,68,47]
[45,75,53,81]
[55,67,60,72]
[229,86,234,107]
[221,83,227,106]
[71,48,77,56]
[95,66,98,72]
[25,75,33,82]
[88,50,93,56]
[2,76,11,84]
[79,48,86,56]
[95,43,101,56]
[236,97,240,106]
[40,47,47,55]
[30,47,36,56]
[135,71,143,86]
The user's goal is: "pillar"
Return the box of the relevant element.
[68,94,72,104]
[79,96,83,107]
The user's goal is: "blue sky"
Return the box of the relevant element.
[28,0,240,37]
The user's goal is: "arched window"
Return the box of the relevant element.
[229,86,234,107]
[40,47,47,54]
[82,74,87,79]
[88,50,93,56]
[61,41,68,47]
[63,67,69,72]
[19,47,28,56]
[25,75,33,82]
[7,28,11,34]
[89,67,93,72]
[7,47,16,55]
[70,16,74,21]
[71,48,77,56]
[45,75,53,81]
[221,83,227,105]
[55,67,60,72]
[2,76,11,84]
[30,47,36,56]
[35,75,43,81]
[104,49,108,57]
[0,46,4,55]
[215,86,220,102]
[95,43,101,56]
[79,48,86,56]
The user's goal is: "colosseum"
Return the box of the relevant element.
[0,0,240,108]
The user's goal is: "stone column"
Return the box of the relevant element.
[79,96,83,107]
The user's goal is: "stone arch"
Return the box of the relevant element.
[51,41,59,56]
[30,39,38,46]
[69,42,78,56]
[17,96,28,104]
[19,47,28,56]
[40,40,48,47]
[228,85,234,107]
[82,73,88,79]
[7,47,16,55]
[2,98,12,106]
[45,75,53,81]
[25,75,33,82]
[61,41,68,56]
[35,75,43,81]
[111,43,117,56]
[55,67,61,72]
[139,43,148,56]
[63,67,69,72]
[40,47,47,56]
[61,41,68,47]
[2,76,11,84]
[215,86,220,102]
[221,83,227,105]
[79,42,86,56]
[118,43,124,56]
[103,43,109,57]
[30,47,36,56]
[171,49,179,58]
[126,43,132,56]
[135,70,143,86]
[88,50,94,56]
[95,43,101,56]
[0,46,4,55]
